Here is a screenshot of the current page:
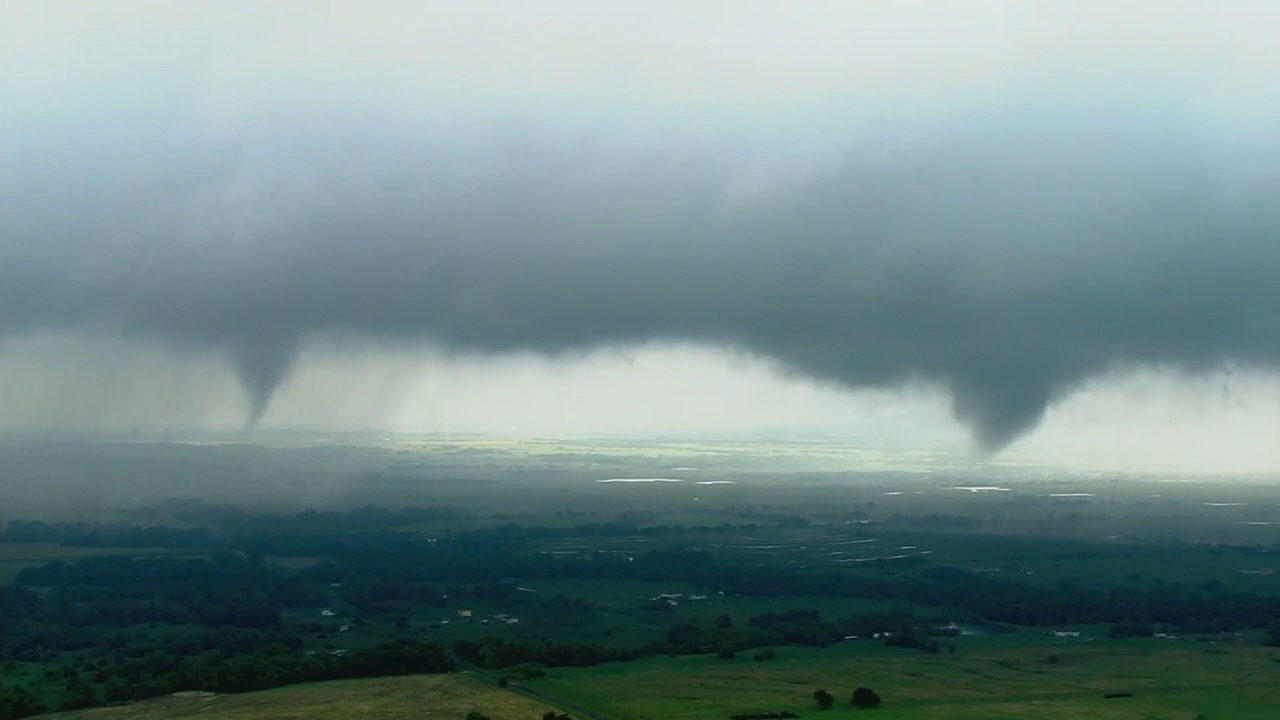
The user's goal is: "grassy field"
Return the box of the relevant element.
[531,632,1280,720]
[43,674,555,720]
[25,635,1280,720]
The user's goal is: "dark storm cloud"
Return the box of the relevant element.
[3,107,1278,448]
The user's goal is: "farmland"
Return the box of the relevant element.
[535,633,1280,720]
[44,674,556,720]
[2,435,1278,718]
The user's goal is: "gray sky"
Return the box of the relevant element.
[2,1,1279,470]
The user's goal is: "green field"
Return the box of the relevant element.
[43,674,555,720]
[531,632,1280,720]
[27,638,1280,720]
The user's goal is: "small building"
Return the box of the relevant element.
[321,608,335,617]
[457,609,472,618]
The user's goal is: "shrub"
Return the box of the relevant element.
[813,689,834,709]
[851,687,881,708]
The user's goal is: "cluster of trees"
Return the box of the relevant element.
[444,607,948,674]
[813,687,881,709]
[0,686,45,720]
[747,609,839,646]
[882,513,984,530]
[10,554,303,630]
[0,505,472,550]
[1108,621,1156,639]
[0,639,451,719]
[47,508,1275,637]
[161,500,469,535]
[293,529,1271,638]
[451,639,642,669]
[666,608,951,658]
[93,637,451,698]
[466,712,574,720]
[1,521,213,548]
[919,566,1280,632]
[663,610,837,657]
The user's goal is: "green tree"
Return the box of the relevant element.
[813,689,834,709]
[104,678,136,703]
[59,677,97,711]
[0,685,46,720]
[851,687,881,708]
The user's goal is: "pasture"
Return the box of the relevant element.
[533,632,1280,720]
[43,674,555,720]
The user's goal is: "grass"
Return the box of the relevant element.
[24,636,1280,720]
[531,632,1280,720]
[45,673,556,720]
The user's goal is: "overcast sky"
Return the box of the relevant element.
[2,1,1279,472]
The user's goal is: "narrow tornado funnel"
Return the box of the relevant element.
[229,337,299,431]
[949,370,1058,454]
